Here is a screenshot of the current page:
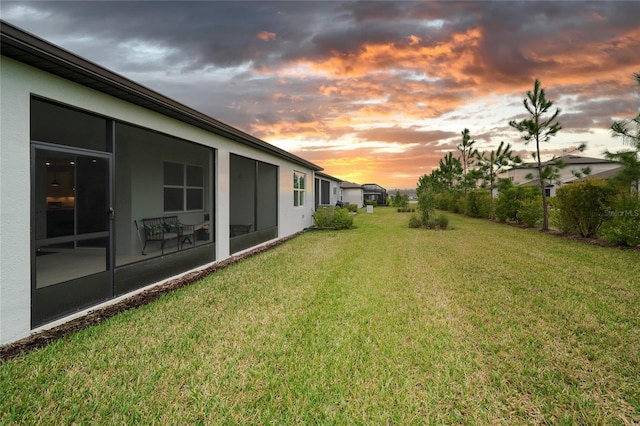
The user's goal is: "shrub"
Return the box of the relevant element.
[424,219,438,229]
[364,199,377,206]
[409,212,448,230]
[465,190,491,218]
[397,207,415,213]
[554,179,615,237]
[418,188,436,224]
[517,197,543,228]
[312,207,334,228]
[434,191,464,213]
[600,194,640,246]
[495,186,539,223]
[435,213,449,229]
[408,214,422,228]
[312,207,353,229]
[345,203,358,213]
[333,207,354,229]
[391,192,409,209]
[453,194,466,214]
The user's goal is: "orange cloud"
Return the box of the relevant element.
[252,23,638,188]
[257,31,276,41]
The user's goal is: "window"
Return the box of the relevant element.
[293,171,305,207]
[321,180,330,204]
[164,162,204,212]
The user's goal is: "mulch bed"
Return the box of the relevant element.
[0,232,302,362]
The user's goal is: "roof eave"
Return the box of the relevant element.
[0,20,321,171]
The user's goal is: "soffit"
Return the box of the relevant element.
[1,20,321,171]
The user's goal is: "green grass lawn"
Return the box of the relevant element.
[1,208,639,424]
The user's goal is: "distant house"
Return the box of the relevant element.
[506,155,619,196]
[340,182,364,208]
[363,183,388,206]
[0,21,323,346]
[564,166,624,184]
[314,171,342,208]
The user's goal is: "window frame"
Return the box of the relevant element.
[293,171,306,207]
[163,161,204,213]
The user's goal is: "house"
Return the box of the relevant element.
[363,183,388,206]
[564,166,624,184]
[314,171,342,208]
[506,155,619,196]
[0,21,322,346]
[340,182,364,208]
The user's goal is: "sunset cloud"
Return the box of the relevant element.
[257,31,277,41]
[2,1,638,188]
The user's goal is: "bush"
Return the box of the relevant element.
[517,197,543,228]
[424,219,438,229]
[408,214,422,228]
[345,203,358,213]
[364,199,377,206]
[435,213,449,229]
[312,207,353,229]
[600,194,640,246]
[409,212,448,230]
[554,179,615,237]
[495,186,539,223]
[434,191,464,213]
[397,207,415,213]
[313,207,334,228]
[391,192,409,209]
[418,188,436,224]
[465,190,491,218]
[333,206,354,229]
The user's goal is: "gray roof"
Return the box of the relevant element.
[363,183,387,191]
[567,166,623,183]
[541,155,615,166]
[340,181,363,189]
[513,155,615,169]
[0,20,322,171]
[316,171,343,182]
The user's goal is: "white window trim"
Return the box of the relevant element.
[293,171,306,207]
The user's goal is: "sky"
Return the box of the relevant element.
[2,1,639,189]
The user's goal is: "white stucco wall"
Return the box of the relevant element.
[329,180,341,206]
[0,56,315,345]
[0,56,32,346]
[314,176,342,207]
[508,162,619,186]
[342,188,364,208]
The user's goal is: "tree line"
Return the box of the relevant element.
[413,74,640,246]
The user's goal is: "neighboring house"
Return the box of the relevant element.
[340,182,364,208]
[564,166,624,184]
[506,155,619,196]
[0,21,322,346]
[363,183,388,206]
[314,171,342,208]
